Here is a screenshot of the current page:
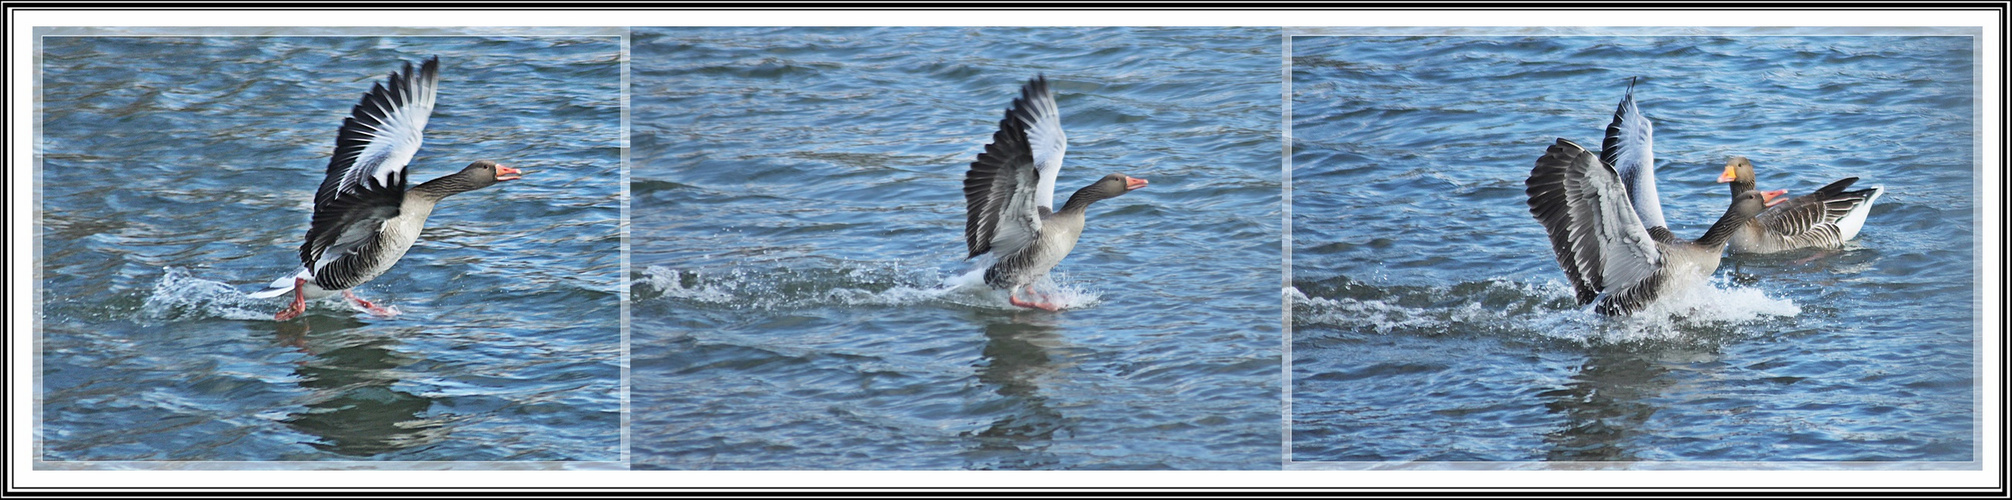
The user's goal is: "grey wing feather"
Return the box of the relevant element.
[1016,75,1067,210]
[1599,78,1666,231]
[1528,138,1663,307]
[963,81,1047,261]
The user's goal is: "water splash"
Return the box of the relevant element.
[638,261,1100,312]
[138,266,284,322]
[1291,275,1798,345]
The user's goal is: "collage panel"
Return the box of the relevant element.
[626,27,1282,470]
[1288,31,1978,465]
[36,32,624,463]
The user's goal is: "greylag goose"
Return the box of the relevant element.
[1715,156,1883,253]
[250,57,522,321]
[963,75,1147,312]
[1524,82,1785,315]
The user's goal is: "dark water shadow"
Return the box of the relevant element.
[960,312,1070,470]
[1540,343,1720,467]
[273,317,448,458]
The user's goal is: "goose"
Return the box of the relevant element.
[962,75,1146,312]
[1524,82,1785,315]
[1715,156,1884,253]
[250,57,522,321]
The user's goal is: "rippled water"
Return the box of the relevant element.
[627,27,1282,469]
[37,34,624,463]
[1289,33,1977,465]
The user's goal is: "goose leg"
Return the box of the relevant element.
[343,290,400,317]
[275,278,308,321]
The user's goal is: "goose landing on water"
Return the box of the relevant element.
[1715,156,1884,254]
[1524,81,1786,315]
[962,75,1147,312]
[249,57,524,321]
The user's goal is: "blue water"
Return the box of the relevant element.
[1289,34,1977,465]
[627,27,1282,469]
[37,34,624,463]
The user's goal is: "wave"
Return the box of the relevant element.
[1289,274,1799,345]
[635,260,1101,312]
[138,266,285,322]
[139,266,383,322]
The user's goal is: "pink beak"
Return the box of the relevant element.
[1125,176,1149,191]
[1761,188,1789,207]
[496,164,524,181]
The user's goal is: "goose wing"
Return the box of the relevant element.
[1598,78,1667,232]
[1527,138,1663,306]
[1017,75,1067,210]
[963,76,1062,260]
[298,57,440,280]
[1754,177,1881,244]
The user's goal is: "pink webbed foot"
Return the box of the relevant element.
[1007,285,1063,312]
[343,290,401,318]
[274,278,308,321]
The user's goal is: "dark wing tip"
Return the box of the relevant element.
[1811,176,1861,197]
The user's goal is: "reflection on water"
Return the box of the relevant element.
[965,316,1067,470]
[274,320,447,458]
[1543,347,1685,463]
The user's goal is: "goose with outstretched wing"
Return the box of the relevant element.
[1526,81,1784,315]
[251,57,523,320]
[962,75,1147,312]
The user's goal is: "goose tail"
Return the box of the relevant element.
[248,268,312,299]
[1835,185,1884,242]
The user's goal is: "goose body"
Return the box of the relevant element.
[1716,156,1884,253]
[251,57,522,320]
[962,75,1146,311]
[1525,83,1782,315]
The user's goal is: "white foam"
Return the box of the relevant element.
[139,266,284,322]
[642,260,1101,312]
[1292,275,1798,345]
[639,266,738,305]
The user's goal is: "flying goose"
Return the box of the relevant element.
[962,75,1146,312]
[1715,156,1883,253]
[251,57,522,320]
[1525,82,1785,315]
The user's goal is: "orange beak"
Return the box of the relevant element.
[496,164,524,181]
[1761,188,1788,207]
[1716,165,1738,183]
[1125,176,1149,191]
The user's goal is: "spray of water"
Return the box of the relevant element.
[1291,275,1798,345]
[639,259,1100,312]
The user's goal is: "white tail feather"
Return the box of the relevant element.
[1836,185,1884,242]
[247,268,312,299]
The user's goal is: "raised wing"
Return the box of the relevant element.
[299,57,439,271]
[1014,75,1067,210]
[1598,78,1667,231]
[1527,138,1663,306]
[963,77,1057,260]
